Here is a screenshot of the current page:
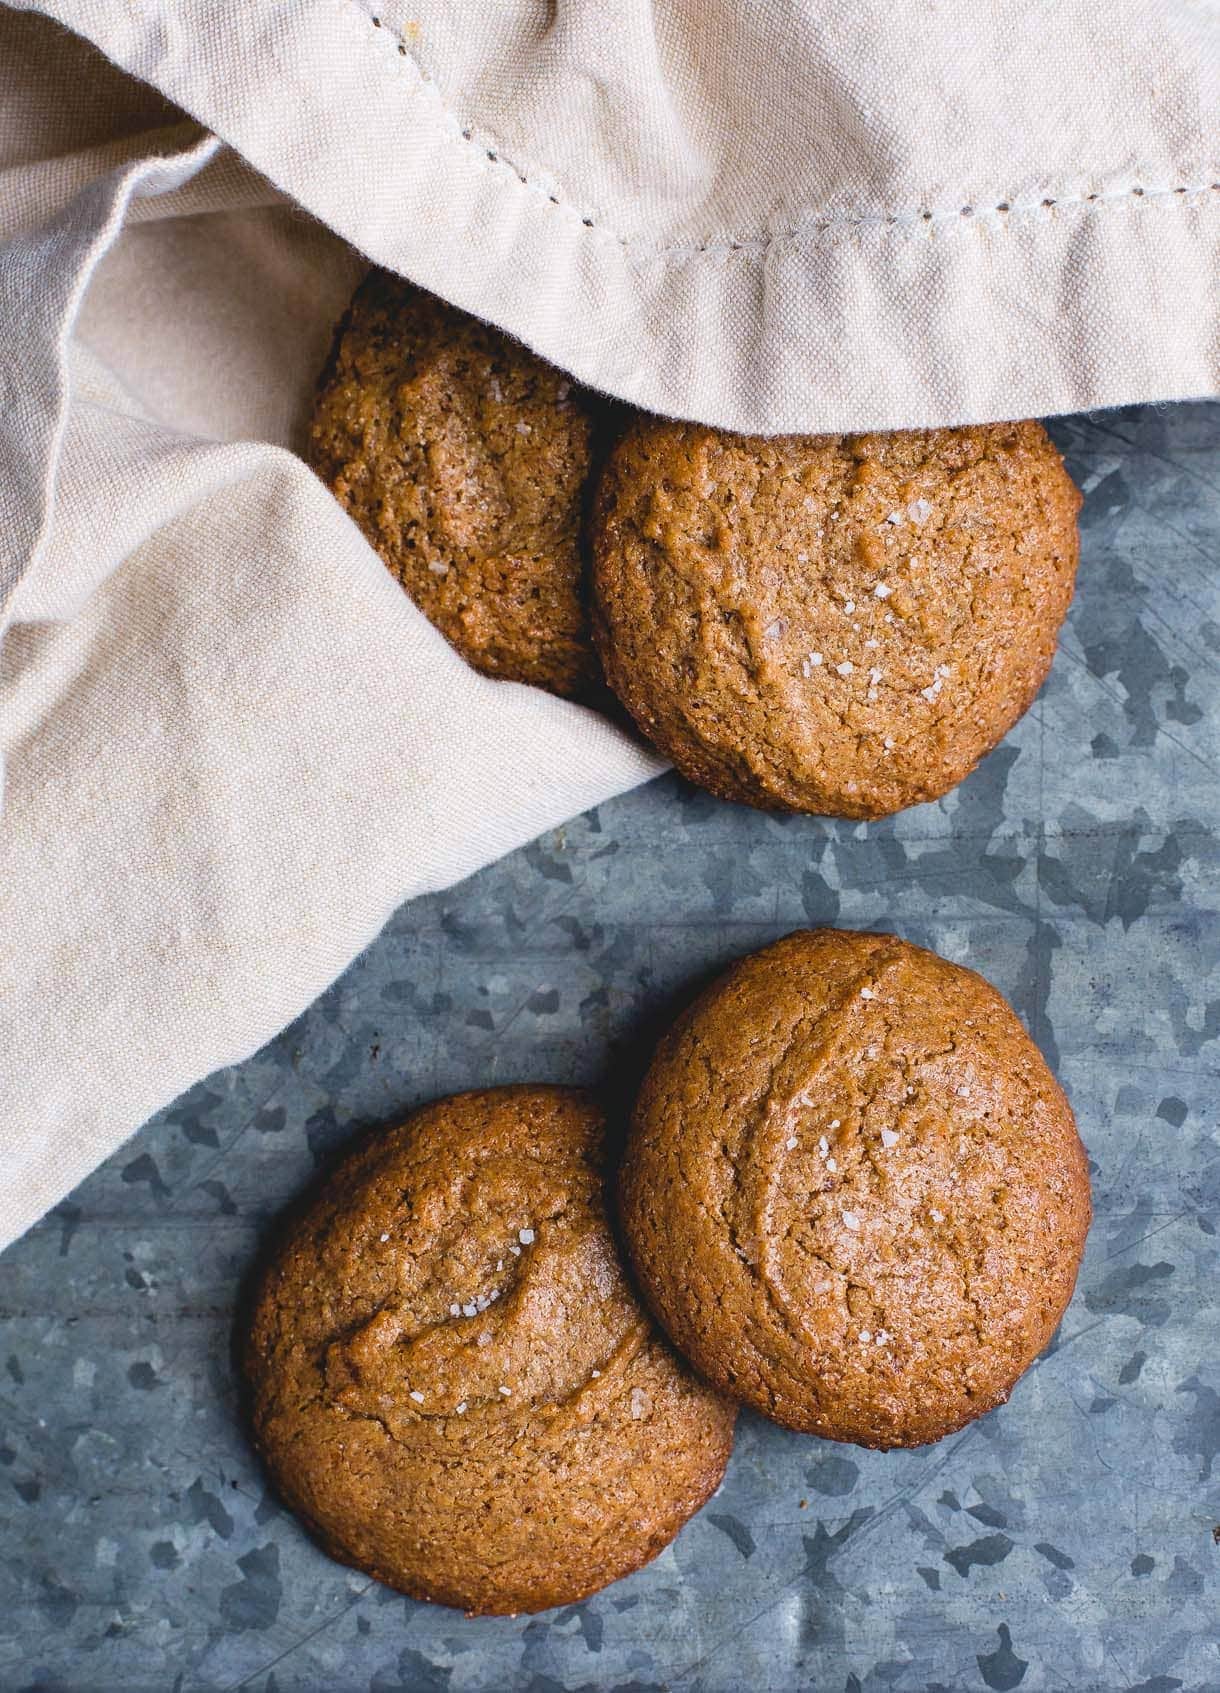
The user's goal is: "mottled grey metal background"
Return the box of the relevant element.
[1,402,1218,1693]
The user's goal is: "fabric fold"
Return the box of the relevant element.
[0,48,661,1250]
[10,0,1217,434]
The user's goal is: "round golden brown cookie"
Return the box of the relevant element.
[307,272,602,699]
[591,419,1080,816]
[245,1086,736,1615]
[620,930,1091,1449]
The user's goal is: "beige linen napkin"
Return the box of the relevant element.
[0,14,662,1250]
[0,3,1215,1248]
[12,0,1218,434]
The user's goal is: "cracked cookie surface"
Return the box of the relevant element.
[591,418,1080,815]
[308,273,603,699]
[245,1086,735,1615]
[620,930,1091,1448]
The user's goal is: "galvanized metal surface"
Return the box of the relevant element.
[1,403,1217,1692]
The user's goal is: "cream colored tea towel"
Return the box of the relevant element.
[0,14,663,1250]
[14,0,1218,435]
[0,2,1215,1249]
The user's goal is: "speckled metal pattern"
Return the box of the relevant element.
[1,402,1217,1692]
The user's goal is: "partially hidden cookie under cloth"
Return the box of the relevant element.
[245,1086,736,1615]
[308,272,603,699]
[591,419,1081,816]
[620,929,1091,1449]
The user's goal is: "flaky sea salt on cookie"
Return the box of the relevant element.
[591,419,1080,816]
[308,273,603,700]
[245,1086,735,1615]
[620,930,1091,1449]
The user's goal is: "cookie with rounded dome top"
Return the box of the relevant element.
[590,419,1080,815]
[619,929,1091,1449]
[245,1086,735,1615]
[308,271,603,699]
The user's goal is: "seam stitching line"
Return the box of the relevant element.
[357,3,1219,259]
